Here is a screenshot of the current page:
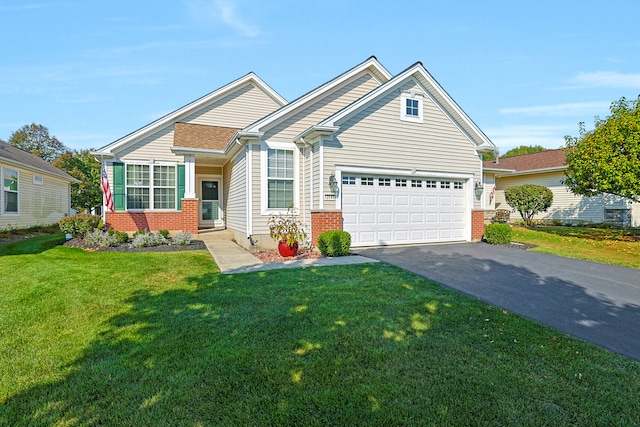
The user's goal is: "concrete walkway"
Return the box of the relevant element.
[198,231,377,274]
[357,243,640,362]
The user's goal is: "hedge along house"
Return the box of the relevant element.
[0,140,78,229]
[94,57,498,249]
[483,149,640,227]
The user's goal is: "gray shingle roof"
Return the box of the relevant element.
[0,141,78,182]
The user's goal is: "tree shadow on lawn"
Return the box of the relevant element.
[2,261,640,425]
[358,244,640,362]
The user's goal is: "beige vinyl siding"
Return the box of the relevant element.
[494,171,610,223]
[195,166,222,175]
[0,163,71,228]
[312,143,320,210]
[183,84,281,128]
[632,202,640,227]
[224,149,247,233]
[249,144,265,236]
[325,80,481,206]
[116,124,181,162]
[483,174,497,209]
[264,73,381,142]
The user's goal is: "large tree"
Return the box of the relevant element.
[563,96,640,202]
[8,123,68,162]
[53,149,102,212]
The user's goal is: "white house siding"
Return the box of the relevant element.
[494,171,610,223]
[263,73,382,142]
[224,150,247,233]
[0,164,71,228]
[324,79,481,208]
[182,84,282,129]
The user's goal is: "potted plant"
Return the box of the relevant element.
[268,207,308,257]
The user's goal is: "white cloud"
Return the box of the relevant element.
[569,71,640,89]
[500,102,610,117]
[186,0,260,37]
[484,125,571,153]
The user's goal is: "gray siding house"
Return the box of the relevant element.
[94,57,497,248]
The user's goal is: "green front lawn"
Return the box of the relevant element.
[1,240,639,425]
[512,226,640,269]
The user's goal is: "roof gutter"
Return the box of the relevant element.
[293,125,339,144]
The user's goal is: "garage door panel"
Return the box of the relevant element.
[342,175,468,246]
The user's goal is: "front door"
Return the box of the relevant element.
[198,179,223,229]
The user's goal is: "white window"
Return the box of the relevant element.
[126,163,177,210]
[454,182,463,190]
[361,177,374,186]
[411,179,422,188]
[267,148,294,209]
[3,168,18,214]
[33,175,43,185]
[441,181,451,189]
[395,179,407,187]
[400,92,424,123]
[379,178,391,187]
[425,180,437,188]
[342,176,356,185]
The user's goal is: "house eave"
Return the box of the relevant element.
[0,156,80,183]
[293,126,340,144]
[170,146,227,156]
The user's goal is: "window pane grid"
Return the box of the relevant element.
[268,149,293,179]
[154,165,175,187]
[3,168,18,213]
[268,180,293,209]
[127,188,150,209]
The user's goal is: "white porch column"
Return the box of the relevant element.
[184,155,196,198]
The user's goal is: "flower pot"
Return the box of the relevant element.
[278,241,299,257]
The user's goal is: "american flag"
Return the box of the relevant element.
[101,163,114,213]
[490,185,496,203]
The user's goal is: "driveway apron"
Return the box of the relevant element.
[356,243,640,362]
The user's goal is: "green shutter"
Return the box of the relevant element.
[177,164,185,210]
[113,162,125,211]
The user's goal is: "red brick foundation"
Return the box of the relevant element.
[311,210,343,245]
[471,209,486,241]
[105,198,199,235]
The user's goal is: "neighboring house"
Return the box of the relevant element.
[483,149,640,227]
[0,141,78,229]
[94,56,498,248]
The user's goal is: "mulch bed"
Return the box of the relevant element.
[63,238,207,252]
[250,247,324,263]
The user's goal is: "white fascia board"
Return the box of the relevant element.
[242,57,392,134]
[483,167,516,174]
[509,166,567,176]
[96,73,284,154]
[170,146,226,156]
[293,126,340,144]
[0,157,80,183]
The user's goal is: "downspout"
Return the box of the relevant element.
[245,143,252,239]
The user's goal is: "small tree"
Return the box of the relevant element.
[504,184,553,226]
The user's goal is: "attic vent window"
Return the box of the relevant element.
[400,92,423,123]
[33,175,44,185]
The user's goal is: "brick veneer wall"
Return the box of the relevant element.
[311,210,343,245]
[105,198,199,235]
[471,209,486,241]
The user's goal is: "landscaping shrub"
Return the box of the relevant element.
[504,184,553,226]
[107,229,129,243]
[484,223,513,245]
[58,214,101,238]
[172,231,193,246]
[133,229,148,238]
[132,231,167,248]
[158,229,170,239]
[85,229,117,247]
[317,230,351,257]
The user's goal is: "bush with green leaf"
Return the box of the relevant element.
[484,223,513,245]
[504,184,553,226]
[317,230,351,257]
[58,214,101,238]
[85,229,117,247]
[158,229,170,239]
[107,229,129,243]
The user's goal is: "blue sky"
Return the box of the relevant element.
[1,1,639,154]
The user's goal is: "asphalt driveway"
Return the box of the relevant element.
[356,243,640,362]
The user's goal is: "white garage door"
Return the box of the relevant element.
[342,175,467,247]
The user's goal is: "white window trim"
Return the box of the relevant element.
[33,175,44,185]
[260,140,300,215]
[2,167,19,215]
[400,91,424,123]
[124,161,178,211]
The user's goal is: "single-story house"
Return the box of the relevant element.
[0,140,78,229]
[94,56,498,248]
[483,149,640,227]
